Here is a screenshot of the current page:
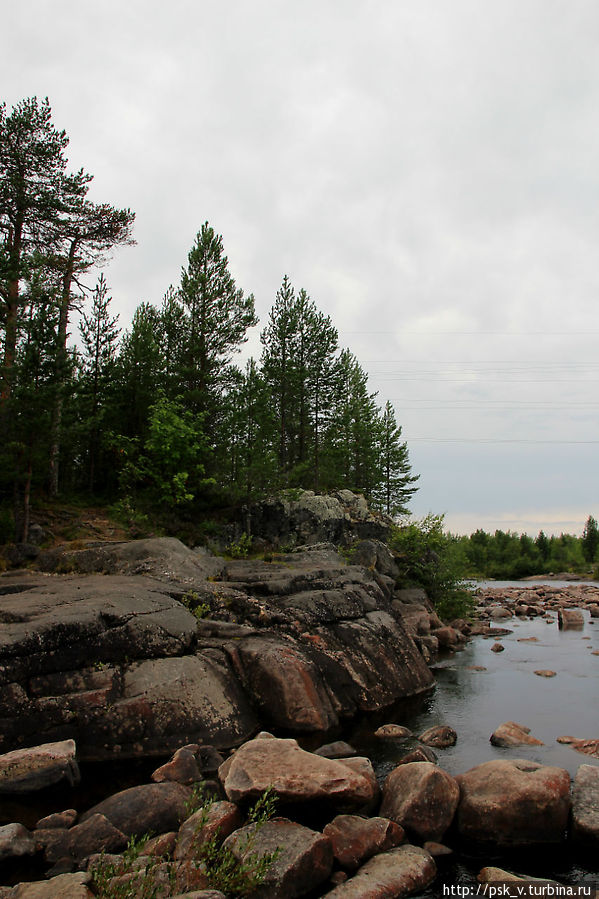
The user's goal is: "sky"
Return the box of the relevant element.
[4,1,599,536]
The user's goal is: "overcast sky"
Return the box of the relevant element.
[5,1,599,535]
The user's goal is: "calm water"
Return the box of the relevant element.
[349,584,599,889]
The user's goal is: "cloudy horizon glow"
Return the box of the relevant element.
[4,1,599,536]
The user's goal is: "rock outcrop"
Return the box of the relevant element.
[243,490,392,547]
[0,537,433,760]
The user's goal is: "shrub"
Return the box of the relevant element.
[390,514,474,621]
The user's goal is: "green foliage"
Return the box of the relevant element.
[582,515,599,564]
[226,532,253,558]
[458,522,593,579]
[92,789,280,898]
[180,590,211,621]
[390,514,475,621]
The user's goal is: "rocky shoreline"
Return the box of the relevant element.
[1,492,599,896]
[0,728,597,898]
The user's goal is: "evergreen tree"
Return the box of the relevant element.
[78,274,120,491]
[323,350,381,496]
[374,400,419,517]
[260,274,298,476]
[179,222,257,422]
[0,97,88,411]
[582,515,599,565]
[114,302,162,440]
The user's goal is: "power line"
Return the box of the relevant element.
[408,437,599,444]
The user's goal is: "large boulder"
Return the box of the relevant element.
[219,735,376,810]
[325,845,437,898]
[80,782,191,838]
[222,818,334,899]
[322,815,405,871]
[456,759,571,846]
[0,740,79,794]
[380,762,460,841]
[570,764,599,849]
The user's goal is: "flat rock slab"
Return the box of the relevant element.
[0,574,198,685]
[571,764,599,849]
[0,740,79,794]
[220,735,376,809]
[456,759,571,846]
[325,844,437,898]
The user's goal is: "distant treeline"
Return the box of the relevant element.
[0,97,418,542]
[450,517,599,579]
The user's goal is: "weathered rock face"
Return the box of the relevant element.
[456,759,571,846]
[245,490,392,547]
[0,538,433,761]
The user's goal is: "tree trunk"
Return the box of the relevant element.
[48,239,77,496]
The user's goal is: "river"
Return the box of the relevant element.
[349,580,599,890]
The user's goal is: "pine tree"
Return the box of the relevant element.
[78,274,120,491]
[260,275,298,476]
[374,400,419,517]
[0,97,86,412]
[179,222,257,422]
[582,515,599,565]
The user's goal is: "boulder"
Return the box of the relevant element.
[0,823,36,861]
[397,746,438,765]
[418,725,457,748]
[35,810,77,830]
[325,845,437,898]
[152,746,202,784]
[314,741,357,759]
[0,872,93,898]
[222,818,334,899]
[571,764,599,849]
[558,608,584,629]
[0,740,80,794]
[322,815,404,870]
[80,782,191,838]
[380,762,460,841]
[490,721,544,747]
[35,813,127,863]
[456,759,571,846]
[174,801,242,860]
[219,735,376,809]
[374,724,413,740]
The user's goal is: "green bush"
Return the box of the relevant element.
[390,514,474,621]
